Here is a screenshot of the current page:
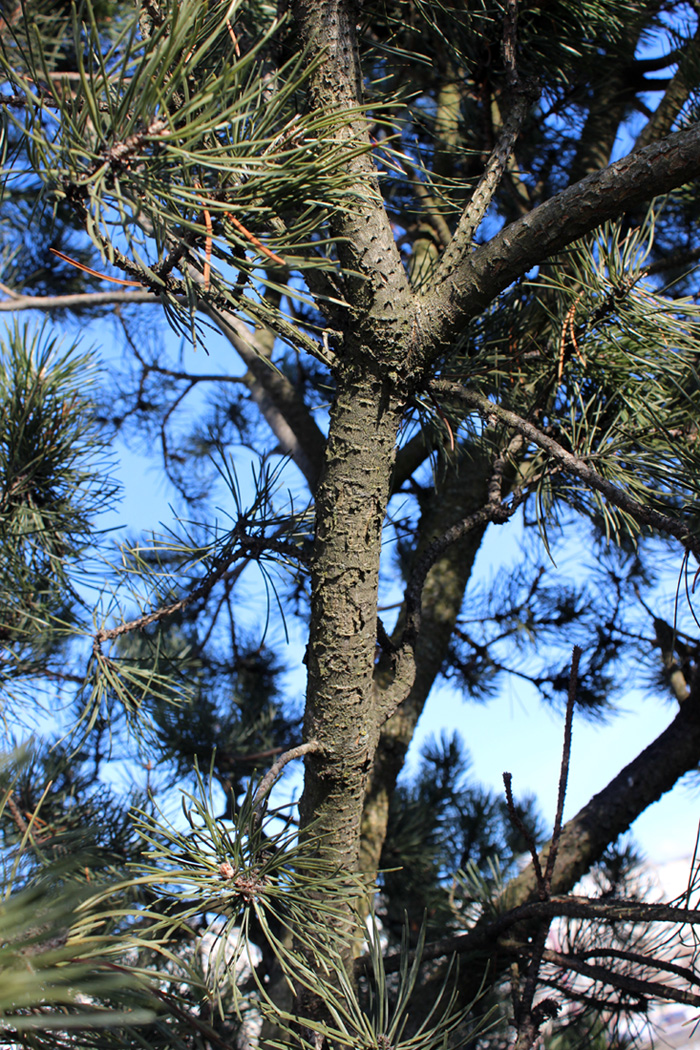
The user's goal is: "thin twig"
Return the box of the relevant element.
[454,93,532,252]
[578,946,700,990]
[252,740,321,816]
[454,0,535,258]
[5,793,29,835]
[507,641,580,1048]
[92,533,306,655]
[543,646,581,894]
[0,289,154,311]
[503,772,545,890]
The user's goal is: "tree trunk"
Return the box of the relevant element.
[299,353,405,874]
[360,447,493,880]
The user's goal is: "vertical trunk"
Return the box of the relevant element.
[299,354,404,872]
[360,448,492,880]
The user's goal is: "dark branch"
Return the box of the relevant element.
[368,894,700,975]
[421,121,700,358]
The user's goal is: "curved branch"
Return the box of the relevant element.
[421,121,700,358]
[0,291,327,493]
[453,90,533,252]
[392,687,700,1002]
[200,304,326,491]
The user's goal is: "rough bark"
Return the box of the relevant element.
[292,0,700,901]
[299,355,406,869]
[291,0,417,873]
[360,448,493,880]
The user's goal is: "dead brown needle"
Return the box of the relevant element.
[224,212,285,266]
[428,392,456,451]
[194,182,213,290]
[226,19,241,55]
[49,247,143,287]
[557,293,586,383]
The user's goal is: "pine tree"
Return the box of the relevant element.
[4,1,700,1047]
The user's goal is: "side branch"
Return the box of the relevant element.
[0,290,155,311]
[504,689,700,908]
[431,382,700,564]
[449,91,533,253]
[541,948,700,1009]
[393,687,700,1004]
[93,533,306,656]
[371,895,700,975]
[0,291,327,492]
[253,741,321,816]
[400,443,526,646]
[421,121,700,354]
[378,447,526,719]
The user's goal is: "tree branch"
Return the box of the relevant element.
[369,894,700,975]
[420,121,700,359]
[503,687,700,909]
[290,0,414,360]
[0,290,155,310]
[253,741,321,816]
[0,292,327,495]
[448,1,535,253]
[636,21,700,149]
[430,382,700,564]
[450,92,533,254]
[92,531,306,656]
[199,304,326,491]
[394,685,700,1004]
[541,948,700,1009]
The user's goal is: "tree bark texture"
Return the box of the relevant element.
[360,448,493,880]
[299,356,405,869]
